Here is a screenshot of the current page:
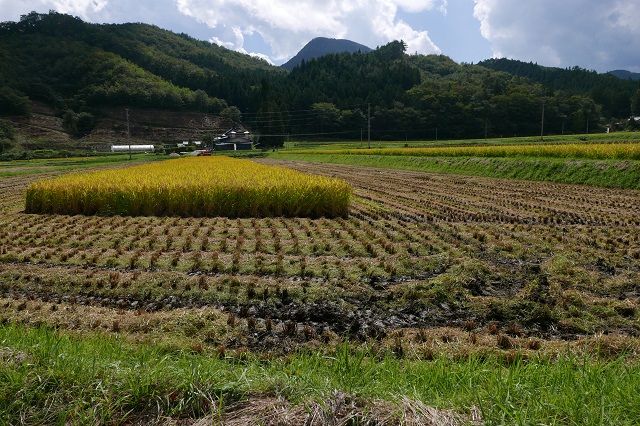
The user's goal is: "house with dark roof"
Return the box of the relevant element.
[215,128,252,151]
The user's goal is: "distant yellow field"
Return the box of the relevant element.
[291,142,640,160]
[25,156,352,218]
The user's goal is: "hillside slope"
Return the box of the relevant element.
[0,11,280,115]
[478,58,639,118]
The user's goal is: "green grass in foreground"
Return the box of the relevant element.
[272,153,640,190]
[1,324,639,425]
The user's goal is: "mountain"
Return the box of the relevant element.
[2,11,640,158]
[478,58,640,118]
[281,37,372,70]
[608,70,640,81]
[0,11,281,115]
[0,11,288,155]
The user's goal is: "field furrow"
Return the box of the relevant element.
[1,158,639,354]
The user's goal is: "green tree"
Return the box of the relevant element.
[0,119,15,140]
[374,40,407,61]
[0,87,31,117]
[254,79,285,148]
[193,89,210,111]
[220,106,242,124]
[631,89,640,117]
[63,110,96,137]
[202,132,217,150]
[340,109,366,136]
[311,102,340,133]
[62,110,78,135]
[0,119,15,153]
[76,112,96,136]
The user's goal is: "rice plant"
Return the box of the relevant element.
[25,156,352,218]
[291,141,640,160]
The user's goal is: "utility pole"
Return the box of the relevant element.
[540,99,545,140]
[126,108,131,161]
[367,103,371,149]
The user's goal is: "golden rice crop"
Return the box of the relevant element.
[25,156,352,218]
[292,142,640,160]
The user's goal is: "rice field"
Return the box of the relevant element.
[290,141,640,160]
[3,158,640,345]
[24,156,352,218]
[3,156,640,424]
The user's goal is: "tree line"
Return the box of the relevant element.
[2,11,639,147]
[252,43,637,144]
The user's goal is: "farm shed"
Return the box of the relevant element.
[110,145,155,153]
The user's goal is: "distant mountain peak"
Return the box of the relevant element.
[608,70,640,81]
[281,37,372,70]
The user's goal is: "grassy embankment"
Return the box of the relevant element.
[284,132,640,150]
[276,133,640,189]
[2,323,639,425]
[0,153,164,178]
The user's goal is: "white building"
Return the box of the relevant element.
[110,145,154,153]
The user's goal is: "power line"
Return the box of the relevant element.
[240,102,370,118]
[255,129,364,138]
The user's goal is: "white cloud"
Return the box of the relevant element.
[438,0,448,16]
[0,0,107,20]
[249,52,274,65]
[209,36,236,51]
[176,0,442,62]
[50,0,109,16]
[392,0,440,14]
[210,26,246,51]
[377,17,441,56]
[473,0,640,72]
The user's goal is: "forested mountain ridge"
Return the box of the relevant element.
[2,11,640,154]
[478,58,639,118]
[278,44,639,141]
[608,70,640,81]
[0,11,278,116]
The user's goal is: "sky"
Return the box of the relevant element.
[1,0,639,73]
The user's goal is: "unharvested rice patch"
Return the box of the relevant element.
[25,156,352,218]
